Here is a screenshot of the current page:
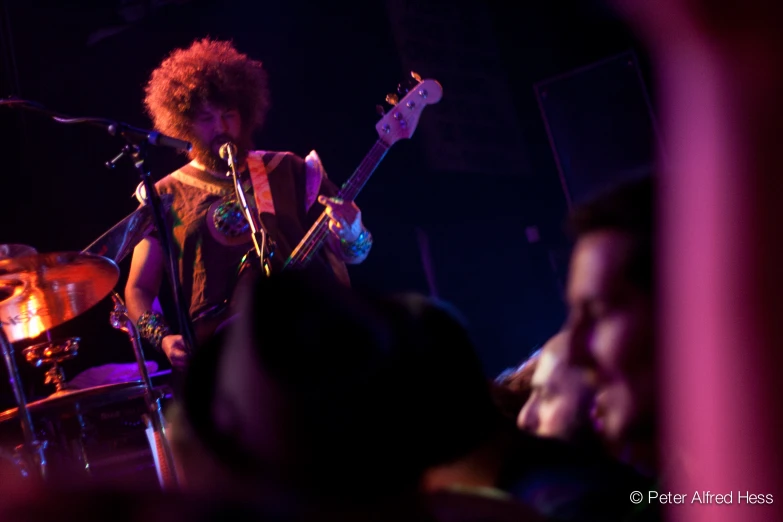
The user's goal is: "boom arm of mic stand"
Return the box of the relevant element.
[0,98,191,153]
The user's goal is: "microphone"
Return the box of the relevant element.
[219,142,238,166]
[147,130,193,152]
[108,123,192,153]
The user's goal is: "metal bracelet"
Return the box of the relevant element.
[340,229,373,258]
[137,311,172,351]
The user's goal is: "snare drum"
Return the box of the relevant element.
[0,371,173,485]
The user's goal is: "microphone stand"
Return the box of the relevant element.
[109,142,198,354]
[0,97,197,355]
[222,144,271,276]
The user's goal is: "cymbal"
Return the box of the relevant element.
[0,252,119,343]
[82,194,173,263]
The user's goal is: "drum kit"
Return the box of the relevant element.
[0,97,193,489]
[0,200,179,488]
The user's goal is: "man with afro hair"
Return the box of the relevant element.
[125,38,374,369]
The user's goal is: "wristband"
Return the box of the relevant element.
[340,229,373,258]
[137,311,172,351]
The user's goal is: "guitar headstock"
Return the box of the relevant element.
[375,72,442,146]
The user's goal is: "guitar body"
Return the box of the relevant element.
[191,247,266,345]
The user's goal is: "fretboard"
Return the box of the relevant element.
[284,140,390,269]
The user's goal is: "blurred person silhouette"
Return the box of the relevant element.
[178,271,552,521]
[609,2,783,521]
[551,177,659,521]
[371,293,653,521]
[181,271,419,510]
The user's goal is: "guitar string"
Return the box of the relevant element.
[289,140,390,265]
[293,142,389,263]
[292,143,383,264]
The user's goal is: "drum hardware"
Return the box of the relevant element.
[0,98,194,485]
[0,327,48,481]
[0,251,120,480]
[0,380,173,483]
[0,258,182,486]
[22,337,80,394]
[109,292,179,488]
[86,208,182,487]
[81,198,180,485]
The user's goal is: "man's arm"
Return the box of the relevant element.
[325,225,371,265]
[125,237,165,323]
[303,150,372,265]
[125,237,190,369]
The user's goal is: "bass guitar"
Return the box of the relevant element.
[192,72,443,342]
[284,72,443,270]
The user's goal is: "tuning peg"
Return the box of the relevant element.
[376,104,385,116]
[385,93,399,106]
[396,83,409,96]
[411,71,421,82]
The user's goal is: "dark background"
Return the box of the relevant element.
[0,0,657,404]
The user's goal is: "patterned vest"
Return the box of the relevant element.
[138,150,349,325]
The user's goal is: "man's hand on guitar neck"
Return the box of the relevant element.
[317,195,373,264]
[162,334,189,370]
[318,195,363,242]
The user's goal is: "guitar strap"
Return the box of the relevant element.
[245,151,276,216]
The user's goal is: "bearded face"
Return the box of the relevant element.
[186,104,254,174]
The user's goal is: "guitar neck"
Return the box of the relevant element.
[336,140,390,200]
[285,140,390,269]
